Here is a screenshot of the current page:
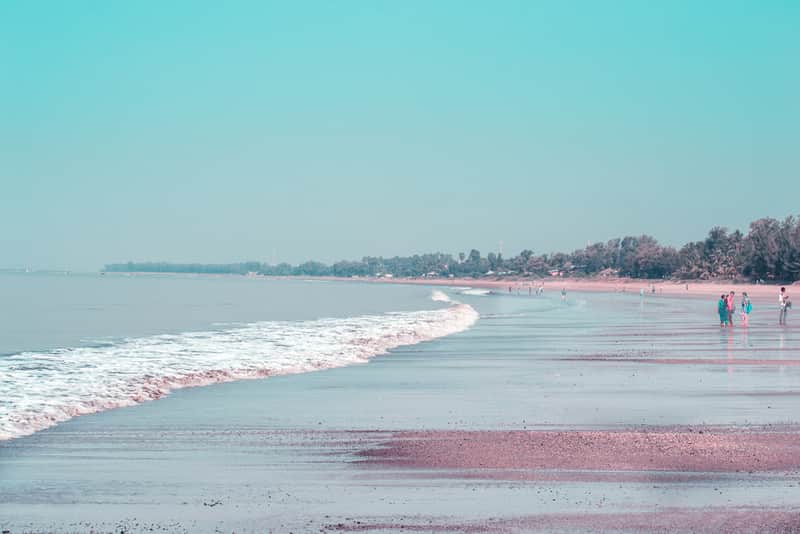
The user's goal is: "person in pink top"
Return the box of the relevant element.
[726,291,736,326]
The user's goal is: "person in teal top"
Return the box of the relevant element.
[740,292,752,326]
[718,295,728,327]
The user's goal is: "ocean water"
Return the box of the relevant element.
[3,273,797,443]
[0,273,477,440]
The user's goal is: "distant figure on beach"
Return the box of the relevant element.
[561,288,567,301]
[740,292,752,326]
[718,295,728,327]
[509,286,512,294]
[640,288,645,298]
[779,287,791,325]
[651,284,656,294]
[726,291,736,326]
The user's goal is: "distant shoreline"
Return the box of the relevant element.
[97,270,795,303]
[308,275,791,303]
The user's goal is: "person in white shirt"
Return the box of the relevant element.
[779,287,790,325]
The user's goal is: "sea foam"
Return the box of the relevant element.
[460,288,492,296]
[0,292,477,441]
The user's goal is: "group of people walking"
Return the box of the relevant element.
[717,291,751,327]
[508,283,546,296]
[717,287,792,327]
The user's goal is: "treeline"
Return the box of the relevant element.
[104,216,800,282]
[103,261,266,275]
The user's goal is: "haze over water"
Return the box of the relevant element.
[2,2,799,271]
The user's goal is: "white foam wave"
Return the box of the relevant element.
[0,299,478,441]
[430,290,452,303]
[460,288,492,296]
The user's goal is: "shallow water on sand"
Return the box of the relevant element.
[1,279,798,532]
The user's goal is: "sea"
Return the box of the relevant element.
[3,271,797,443]
[0,272,478,441]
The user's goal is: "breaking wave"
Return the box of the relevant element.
[460,288,492,296]
[430,290,452,302]
[0,293,477,441]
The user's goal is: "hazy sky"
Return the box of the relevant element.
[2,1,798,271]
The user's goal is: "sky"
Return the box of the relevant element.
[1,1,798,271]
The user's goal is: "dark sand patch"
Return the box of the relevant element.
[356,429,800,473]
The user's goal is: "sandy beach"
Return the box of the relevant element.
[314,274,796,303]
[358,428,800,474]
[2,278,799,533]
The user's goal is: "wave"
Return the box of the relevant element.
[430,290,452,302]
[0,293,478,441]
[460,288,492,296]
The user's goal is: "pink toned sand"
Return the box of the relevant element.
[358,429,800,473]
[326,508,800,533]
[314,275,792,304]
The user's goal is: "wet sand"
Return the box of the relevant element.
[324,509,800,533]
[2,287,799,533]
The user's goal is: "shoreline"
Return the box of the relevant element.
[102,271,796,305]
[300,275,793,303]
